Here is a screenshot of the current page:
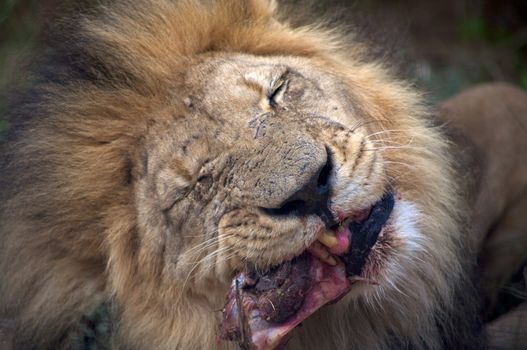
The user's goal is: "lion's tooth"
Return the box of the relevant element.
[309,241,337,266]
[318,231,338,249]
[324,255,337,266]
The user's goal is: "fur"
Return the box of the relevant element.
[0,1,481,349]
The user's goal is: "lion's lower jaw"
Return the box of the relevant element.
[126,200,454,350]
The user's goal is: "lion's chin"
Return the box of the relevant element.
[219,253,350,350]
[219,193,397,349]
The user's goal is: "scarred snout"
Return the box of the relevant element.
[259,145,336,228]
[238,134,332,217]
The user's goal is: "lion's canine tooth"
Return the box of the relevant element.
[325,256,337,266]
[318,231,338,249]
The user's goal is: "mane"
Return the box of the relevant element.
[54,0,349,90]
[0,1,480,349]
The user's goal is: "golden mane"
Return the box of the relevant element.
[0,1,481,349]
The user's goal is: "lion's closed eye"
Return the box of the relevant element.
[243,66,289,110]
[267,77,288,107]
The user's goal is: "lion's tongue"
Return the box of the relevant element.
[219,253,350,350]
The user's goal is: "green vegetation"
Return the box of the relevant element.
[459,14,527,90]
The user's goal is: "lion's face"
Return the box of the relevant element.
[134,53,427,300]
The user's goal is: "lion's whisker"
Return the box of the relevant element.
[178,245,237,300]
[183,235,235,263]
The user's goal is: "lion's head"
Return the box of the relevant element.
[0,1,477,349]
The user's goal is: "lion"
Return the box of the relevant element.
[1,0,526,349]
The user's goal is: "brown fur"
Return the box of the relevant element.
[438,83,527,349]
[0,1,499,349]
[439,83,527,309]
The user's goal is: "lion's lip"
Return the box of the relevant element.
[311,191,395,276]
[340,191,395,276]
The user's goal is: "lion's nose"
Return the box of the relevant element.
[261,149,336,227]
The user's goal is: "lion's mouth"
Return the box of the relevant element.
[219,192,395,349]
